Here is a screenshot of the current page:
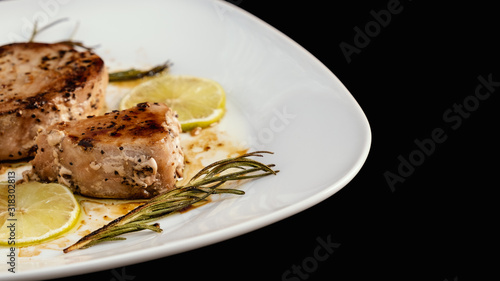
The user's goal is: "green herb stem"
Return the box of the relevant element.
[108,62,171,82]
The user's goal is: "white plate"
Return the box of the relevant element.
[0,0,371,279]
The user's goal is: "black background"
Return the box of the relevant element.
[56,1,496,280]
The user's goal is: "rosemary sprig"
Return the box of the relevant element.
[28,18,97,50]
[28,18,69,42]
[63,151,278,253]
[108,61,172,82]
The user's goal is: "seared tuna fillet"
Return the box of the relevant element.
[24,102,184,199]
[0,42,107,161]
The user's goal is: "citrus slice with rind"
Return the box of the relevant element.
[119,75,226,131]
[0,182,80,246]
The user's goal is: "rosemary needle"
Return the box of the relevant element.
[108,62,171,82]
[63,151,278,253]
[28,18,97,50]
[28,18,69,42]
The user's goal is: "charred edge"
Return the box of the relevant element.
[77,138,94,150]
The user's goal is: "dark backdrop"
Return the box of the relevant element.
[57,1,496,280]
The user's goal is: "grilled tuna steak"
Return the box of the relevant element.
[24,102,184,199]
[0,42,107,161]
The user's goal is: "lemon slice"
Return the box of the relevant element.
[0,182,80,246]
[120,74,226,131]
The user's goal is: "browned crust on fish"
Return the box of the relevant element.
[25,102,184,199]
[0,42,107,161]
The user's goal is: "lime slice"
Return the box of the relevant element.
[119,74,226,131]
[0,182,80,246]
